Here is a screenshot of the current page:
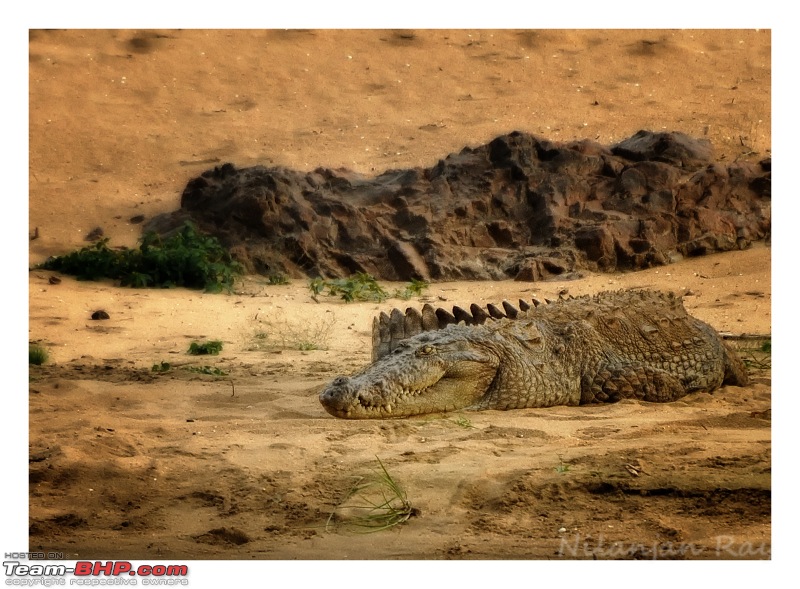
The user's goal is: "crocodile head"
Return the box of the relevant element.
[319,325,500,418]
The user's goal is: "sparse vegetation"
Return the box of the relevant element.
[151,361,226,376]
[327,457,418,533]
[555,455,571,474]
[449,415,476,429]
[39,222,243,293]
[29,344,49,366]
[729,336,771,371]
[246,313,335,352]
[185,365,227,376]
[310,273,390,303]
[188,340,224,356]
[394,278,430,300]
[308,277,326,298]
[266,273,290,285]
[310,273,428,303]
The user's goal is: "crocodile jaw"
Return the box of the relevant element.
[319,374,451,418]
[319,336,498,419]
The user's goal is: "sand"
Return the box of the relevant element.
[27,30,771,562]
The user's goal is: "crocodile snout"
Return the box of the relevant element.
[332,376,350,387]
[319,376,354,415]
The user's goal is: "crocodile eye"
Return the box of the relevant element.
[417,344,435,356]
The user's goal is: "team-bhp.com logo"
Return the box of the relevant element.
[4,558,189,585]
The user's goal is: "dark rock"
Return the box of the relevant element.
[513,256,571,281]
[91,310,110,320]
[574,226,617,270]
[85,227,104,241]
[193,527,251,546]
[611,130,714,168]
[144,131,770,281]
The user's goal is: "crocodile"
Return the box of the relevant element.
[318,290,749,419]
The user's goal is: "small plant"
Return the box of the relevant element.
[728,336,771,371]
[310,274,429,303]
[266,273,290,286]
[246,313,334,352]
[40,222,243,292]
[394,278,430,300]
[188,340,224,355]
[449,415,476,429]
[309,277,327,299]
[151,361,171,373]
[327,457,418,533]
[185,365,227,376]
[29,344,49,366]
[309,273,390,303]
[555,455,571,474]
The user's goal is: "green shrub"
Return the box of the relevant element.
[151,361,171,373]
[188,340,224,355]
[29,344,49,366]
[393,278,429,300]
[312,272,389,303]
[185,365,227,376]
[40,222,243,292]
[266,273,290,285]
[309,273,428,303]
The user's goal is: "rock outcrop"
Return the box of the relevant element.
[145,130,771,281]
